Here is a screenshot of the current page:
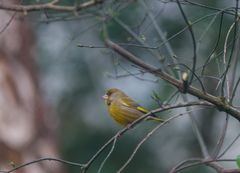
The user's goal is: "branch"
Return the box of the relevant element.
[82,101,212,172]
[0,101,213,173]
[172,158,239,173]
[117,107,209,173]
[176,0,197,84]
[105,39,240,121]
[3,157,84,173]
[0,0,102,13]
[169,158,202,173]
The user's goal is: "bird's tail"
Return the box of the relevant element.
[146,116,164,123]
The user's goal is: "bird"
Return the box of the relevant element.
[102,88,164,126]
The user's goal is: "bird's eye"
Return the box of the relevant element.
[107,91,112,96]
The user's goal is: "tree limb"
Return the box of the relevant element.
[105,39,240,121]
[0,0,102,13]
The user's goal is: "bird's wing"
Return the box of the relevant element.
[110,99,141,123]
[120,96,148,114]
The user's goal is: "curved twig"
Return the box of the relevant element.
[176,0,197,85]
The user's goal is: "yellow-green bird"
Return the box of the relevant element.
[103,88,164,126]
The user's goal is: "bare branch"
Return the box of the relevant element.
[117,107,208,173]
[201,12,224,75]
[3,157,84,173]
[176,0,197,85]
[0,0,102,13]
[212,114,229,159]
[105,39,240,121]
[169,158,202,173]
[222,21,237,99]
[82,101,213,171]
[218,132,240,158]
[172,158,239,173]
[221,0,239,99]
[97,137,118,173]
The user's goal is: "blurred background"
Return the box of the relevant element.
[0,0,240,172]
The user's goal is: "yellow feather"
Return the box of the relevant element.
[136,106,148,113]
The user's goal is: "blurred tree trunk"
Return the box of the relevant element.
[0,1,62,172]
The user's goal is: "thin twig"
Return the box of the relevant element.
[117,108,207,173]
[82,101,213,172]
[218,132,240,158]
[221,1,239,99]
[0,11,17,35]
[4,157,84,173]
[176,0,197,85]
[174,158,238,173]
[184,0,236,16]
[97,136,118,173]
[157,11,223,49]
[169,158,202,173]
[212,114,229,159]
[188,113,209,158]
[231,75,240,103]
[201,12,224,75]
[112,16,162,61]
[139,0,176,59]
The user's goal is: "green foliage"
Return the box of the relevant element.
[236,155,240,168]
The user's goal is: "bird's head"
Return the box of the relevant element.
[102,88,126,105]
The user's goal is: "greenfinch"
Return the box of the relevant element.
[103,88,164,126]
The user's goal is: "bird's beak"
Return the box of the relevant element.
[102,94,108,100]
